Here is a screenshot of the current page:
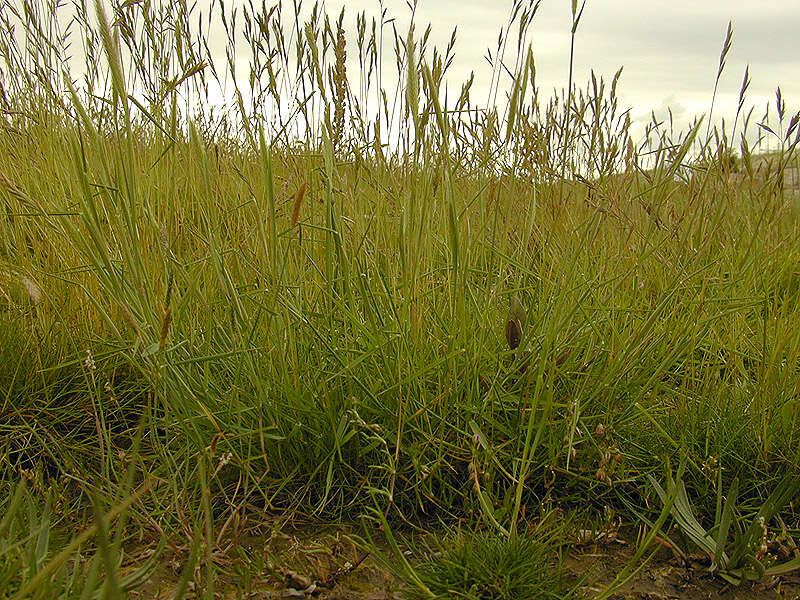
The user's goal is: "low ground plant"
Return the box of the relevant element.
[650,469,800,585]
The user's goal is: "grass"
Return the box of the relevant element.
[407,531,569,600]
[1,0,800,597]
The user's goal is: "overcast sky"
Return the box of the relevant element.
[9,0,797,146]
[306,0,799,144]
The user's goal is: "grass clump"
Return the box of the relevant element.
[406,531,569,600]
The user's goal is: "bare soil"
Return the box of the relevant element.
[565,540,800,600]
[126,525,800,600]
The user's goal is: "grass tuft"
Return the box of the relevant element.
[408,531,570,600]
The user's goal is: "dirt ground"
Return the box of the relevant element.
[127,525,800,600]
[564,541,800,600]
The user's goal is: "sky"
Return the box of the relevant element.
[305,0,799,145]
[6,0,798,147]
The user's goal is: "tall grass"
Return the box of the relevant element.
[1,0,800,594]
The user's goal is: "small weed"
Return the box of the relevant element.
[650,469,800,585]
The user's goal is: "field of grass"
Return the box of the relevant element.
[2,0,800,597]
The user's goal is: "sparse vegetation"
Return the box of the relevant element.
[1,0,800,597]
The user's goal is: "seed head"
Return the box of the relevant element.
[84,349,96,372]
[506,295,526,350]
[21,277,42,304]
